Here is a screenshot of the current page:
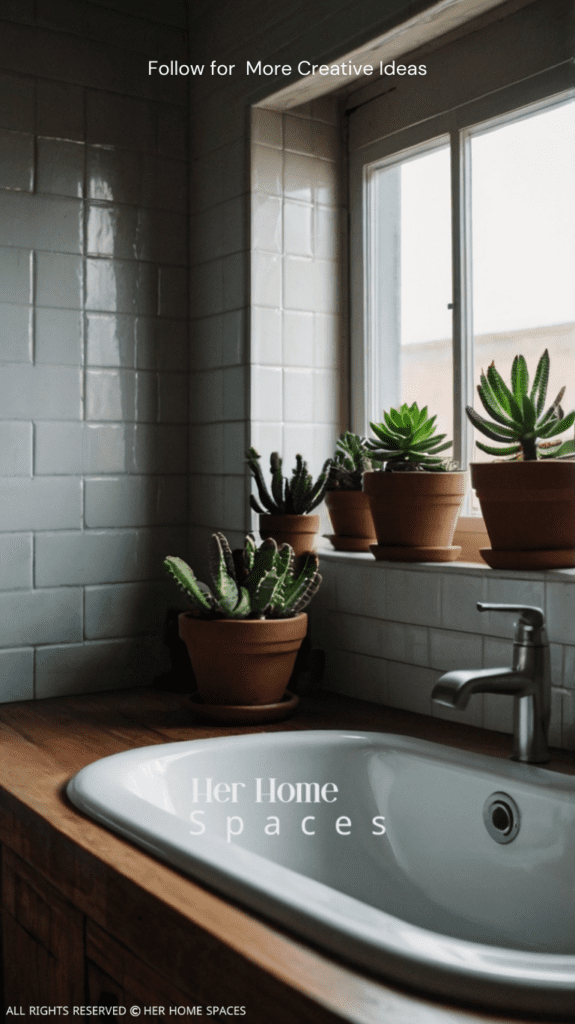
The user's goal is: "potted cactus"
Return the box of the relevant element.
[246,448,332,555]
[363,402,465,561]
[466,349,575,568]
[324,432,381,551]
[165,532,321,708]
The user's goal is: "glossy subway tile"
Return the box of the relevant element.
[0,647,34,702]
[35,529,142,587]
[34,635,165,699]
[158,265,188,317]
[0,422,32,476]
[0,304,32,362]
[135,370,159,423]
[0,130,34,191]
[0,73,34,133]
[84,581,169,640]
[132,424,187,474]
[36,139,84,198]
[34,422,134,475]
[0,587,82,647]
[84,475,187,529]
[86,91,156,152]
[35,252,83,308]
[86,203,139,260]
[86,258,158,315]
[86,368,136,422]
[0,365,82,419]
[0,193,82,252]
[86,312,136,368]
[87,146,142,206]
[157,372,188,423]
[0,246,32,303]
[36,79,84,141]
[35,307,82,365]
[0,534,33,590]
[0,477,81,531]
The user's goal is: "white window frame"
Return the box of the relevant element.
[349,64,575,481]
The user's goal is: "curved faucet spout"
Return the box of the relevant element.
[432,668,533,710]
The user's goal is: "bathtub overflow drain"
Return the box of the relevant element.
[483,792,520,844]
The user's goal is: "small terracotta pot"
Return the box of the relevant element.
[325,491,376,551]
[363,471,465,561]
[259,514,320,555]
[471,461,575,568]
[178,613,308,705]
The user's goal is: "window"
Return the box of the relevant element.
[349,0,575,502]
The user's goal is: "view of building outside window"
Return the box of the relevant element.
[396,98,575,458]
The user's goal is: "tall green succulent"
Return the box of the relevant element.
[366,402,452,469]
[164,533,321,620]
[327,432,383,490]
[246,449,332,515]
[466,349,575,461]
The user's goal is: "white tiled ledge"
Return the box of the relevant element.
[316,544,575,580]
[310,544,575,751]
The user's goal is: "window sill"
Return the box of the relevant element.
[316,541,575,580]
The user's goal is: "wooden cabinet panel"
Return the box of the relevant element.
[87,919,198,1008]
[2,847,84,1008]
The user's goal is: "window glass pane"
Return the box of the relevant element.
[369,144,453,441]
[470,99,575,462]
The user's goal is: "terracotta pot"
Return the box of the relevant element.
[178,613,308,705]
[259,514,320,555]
[471,461,575,569]
[325,491,376,552]
[363,471,465,562]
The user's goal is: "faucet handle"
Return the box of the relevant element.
[476,603,545,641]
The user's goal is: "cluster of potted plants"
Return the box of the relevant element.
[244,350,575,568]
[165,349,575,711]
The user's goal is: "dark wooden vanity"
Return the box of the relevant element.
[0,687,572,1022]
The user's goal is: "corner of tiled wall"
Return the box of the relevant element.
[187,76,251,578]
[249,98,344,499]
[0,2,190,702]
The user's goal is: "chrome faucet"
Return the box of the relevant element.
[431,604,551,763]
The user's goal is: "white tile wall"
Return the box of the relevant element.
[0,4,189,703]
[248,102,342,493]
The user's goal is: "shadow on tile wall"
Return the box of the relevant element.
[0,1,190,702]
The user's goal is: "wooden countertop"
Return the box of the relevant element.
[0,686,573,1024]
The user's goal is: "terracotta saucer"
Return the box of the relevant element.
[189,690,299,725]
[480,548,575,570]
[369,544,462,562]
[324,534,375,552]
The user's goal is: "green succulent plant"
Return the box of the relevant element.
[164,533,321,620]
[246,448,332,515]
[365,402,453,470]
[327,432,383,490]
[466,349,575,461]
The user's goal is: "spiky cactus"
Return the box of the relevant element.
[466,349,575,461]
[164,533,321,620]
[366,403,452,470]
[246,449,332,514]
[327,432,383,490]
